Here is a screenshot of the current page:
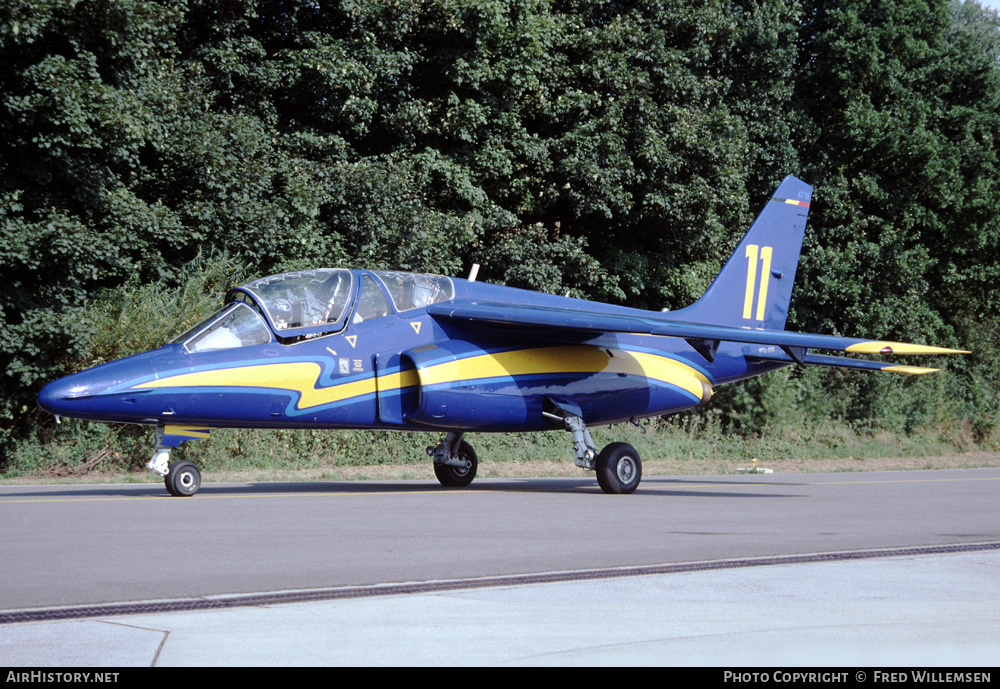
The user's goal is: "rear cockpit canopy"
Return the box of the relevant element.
[374,271,454,312]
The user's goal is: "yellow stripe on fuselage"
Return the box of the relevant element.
[616,350,710,399]
[410,346,709,400]
[134,363,377,410]
[132,347,710,411]
[376,368,420,393]
[414,346,610,387]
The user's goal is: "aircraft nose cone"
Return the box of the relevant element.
[36,346,185,422]
[36,356,140,419]
[37,380,59,415]
[38,374,97,417]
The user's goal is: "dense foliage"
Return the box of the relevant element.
[3,0,1000,469]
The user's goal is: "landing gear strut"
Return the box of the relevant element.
[428,431,478,487]
[545,405,643,494]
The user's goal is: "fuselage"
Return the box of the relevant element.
[37,269,783,433]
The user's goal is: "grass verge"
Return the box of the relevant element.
[3,416,999,486]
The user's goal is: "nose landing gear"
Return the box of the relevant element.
[146,426,203,497]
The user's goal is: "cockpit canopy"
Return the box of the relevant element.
[230,269,355,337]
[169,302,273,353]
[168,268,455,352]
[375,271,454,312]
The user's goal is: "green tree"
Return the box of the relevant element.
[4,0,1000,468]
[792,0,1000,344]
[1,0,189,433]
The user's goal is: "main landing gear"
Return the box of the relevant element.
[551,410,642,494]
[427,431,478,487]
[429,413,642,494]
[593,442,642,495]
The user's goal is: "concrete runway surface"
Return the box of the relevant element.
[1,468,998,666]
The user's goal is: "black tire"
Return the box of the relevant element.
[595,442,642,494]
[433,440,478,488]
[165,460,201,497]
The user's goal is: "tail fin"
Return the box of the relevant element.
[673,176,812,330]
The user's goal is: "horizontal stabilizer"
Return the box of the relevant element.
[428,301,968,358]
[844,342,967,355]
[745,349,941,375]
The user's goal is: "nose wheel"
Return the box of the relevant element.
[165,460,202,497]
[147,427,205,496]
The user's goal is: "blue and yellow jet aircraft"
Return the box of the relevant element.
[38,177,966,496]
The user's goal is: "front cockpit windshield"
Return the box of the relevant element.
[169,303,272,353]
[232,269,355,337]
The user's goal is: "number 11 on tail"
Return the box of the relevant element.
[743,244,773,321]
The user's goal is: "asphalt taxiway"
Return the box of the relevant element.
[2,469,998,665]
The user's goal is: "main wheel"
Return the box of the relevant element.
[433,440,478,488]
[595,442,642,494]
[165,460,201,497]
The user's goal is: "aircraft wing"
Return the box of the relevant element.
[427,301,966,373]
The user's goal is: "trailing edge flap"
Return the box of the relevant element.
[427,301,967,357]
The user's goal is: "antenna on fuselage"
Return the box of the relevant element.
[468,264,480,282]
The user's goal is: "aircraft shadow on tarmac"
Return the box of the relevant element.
[0,475,801,500]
